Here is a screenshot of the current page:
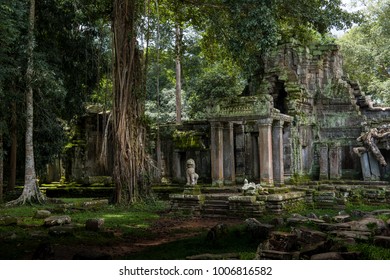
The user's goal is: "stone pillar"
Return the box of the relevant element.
[234,124,246,184]
[172,151,182,182]
[283,125,292,179]
[272,120,284,186]
[210,122,224,186]
[223,122,235,185]
[319,145,329,180]
[258,118,274,185]
[329,143,342,179]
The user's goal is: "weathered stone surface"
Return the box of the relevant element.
[319,222,351,231]
[349,217,387,235]
[265,231,299,252]
[330,230,371,241]
[373,236,390,249]
[333,215,351,223]
[34,210,52,219]
[85,218,104,231]
[310,252,344,260]
[0,216,18,226]
[299,241,330,259]
[256,249,299,260]
[245,218,274,240]
[82,199,109,208]
[44,215,72,227]
[294,228,328,243]
[371,209,390,216]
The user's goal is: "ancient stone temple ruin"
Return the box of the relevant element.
[59,43,390,214]
[164,43,390,216]
[162,43,390,185]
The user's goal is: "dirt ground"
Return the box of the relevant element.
[52,216,244,260]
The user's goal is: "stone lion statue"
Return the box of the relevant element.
[186,158,199,186]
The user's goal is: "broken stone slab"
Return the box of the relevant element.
[34,210,52,219]
[293,227,328,243]
[44,215,71,227]
[333,215,351,223]
[318,222,351,232]
[85,218,105,231]
[310,252,344,260]
[299,241,331,259]
[245,218,274,240]
[329,230,371,241]
[256,249,300,260]
[373,236,390,249]
[349,217,387,235]
[82,199,109,208]
[265,231,299,252]
[287,216,326,225]
[0,215,18,226]
[371,209,390,216]
[310,251,361,260]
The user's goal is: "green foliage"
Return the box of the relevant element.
[146,88,183,123]
[338,0,390,104]
[203,0,361,83]
[187,62,245,119]
[348,243,390,260]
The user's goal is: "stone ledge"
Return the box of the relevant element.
[169,194,204,200]
[228,196,257,203]
[266,192,306,202]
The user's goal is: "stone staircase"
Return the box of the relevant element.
[201,194,231,218]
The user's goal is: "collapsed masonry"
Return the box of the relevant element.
[160,43,390,185]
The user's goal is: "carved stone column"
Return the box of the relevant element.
[210,121,224,186]
[172,151,182,182]
[223,122,235,185]
[329,143,342,180]
[258,118,274,185]
[319,145,329,180]
[273,120,284,186]
[234,124,246,184]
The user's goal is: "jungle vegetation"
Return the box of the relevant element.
[1,0,388,204]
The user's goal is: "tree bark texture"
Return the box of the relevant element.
[6,0,44,206]
[112,0,148,204]
[175,22,183,125]
[0,133,3,202]
[8,101,17,190]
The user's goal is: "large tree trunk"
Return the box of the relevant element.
[112,0,149,204]
[8,101,17,191]
[6,0,44,206]
[0,133,3,202]
[175,22,183,125]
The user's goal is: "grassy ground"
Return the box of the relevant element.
[1,198,390,259]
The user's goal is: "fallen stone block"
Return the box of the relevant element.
[373,236,390,249]
[44,215,71,227]
[34,210,52,219]
[85,218,105,231]
[310,252,343,260]
[0,216,18,226]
